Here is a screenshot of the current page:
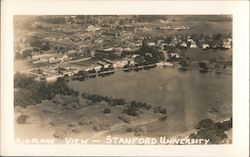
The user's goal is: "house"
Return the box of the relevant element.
[128,59,135,65]
[202,44,210,49]
[48,57,56,63]
[157,39,165,44]
[145,53,153,57]
[89,51,95,58]
[35,75,47,82]
[223,41,232,49]
[170,52,180,58]
[32,60,44,65]
[46,75,62,82]
[227,38,232,42]
[159,26,171,30]
[148,42,155,46]
[115,51,122,56]
[97,61,110,68]
[157,19,169,23]
[93,65,102,71]
[190,43,197,48]
[94,39,103,44]
[187,39,195,43]
[61,55,69,60]
[114,47,123,52]
[124,47,132,51]
[86,25,101,32]
[104,48,114,52]
[181,42,188,48]
[113,60,129,68]
[156,62,173,67]
[40,57,49,63]
[48,57,60,64]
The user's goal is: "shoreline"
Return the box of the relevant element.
[14,98,232,145]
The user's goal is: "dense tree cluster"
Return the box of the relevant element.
[199,62,209,72]
[81,93,127,106]
[189,118,232,144]
[123,101,155,116]
[93,51,122,60]
[81,93,160,117]
[15,49,33,59]
[123,103,141,116]
[14,73,79,107]
[103,108,111,114]
[136,41,165,64]
[153,106,168,115]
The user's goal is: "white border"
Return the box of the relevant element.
[1,0,249,156]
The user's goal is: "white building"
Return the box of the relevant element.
[148,42,155,46]
[46,75,62,82]
[202,44,210,49]
[187,39,195,43]
[131,54,139,59]
[97,61,110,68]
[223,41,232,49]
[104,48,113,52]
[190,43,197,48]
[124,47,132,51]
[48,57,60,64]
[181,42,187,48]
[156,62,173,67]
[86,25,101,32]
[40,57,49,62]
[170,53,180,58]
[113,60,129,68]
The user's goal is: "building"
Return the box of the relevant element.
[181,42,188,48]
[97,61,110,68]
[46,75,62,82]
[190,43,197,48]
[148,42,156,46]
[40,57,49,63]
[113,60,129,68]
[202,44,210,49]
[86,25,101,32]
[93,65,102,71]
[223,41,232,49]
[156,62,173,67]
[170,52,180,58]
[104,48,114,52]
[48,57,61,64]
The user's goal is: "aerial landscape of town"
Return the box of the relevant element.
[14,15,232,144]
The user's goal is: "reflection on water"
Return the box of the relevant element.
[68,68,232,136]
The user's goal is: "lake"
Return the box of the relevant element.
[68,67,232,135]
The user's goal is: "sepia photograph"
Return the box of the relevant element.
[14,15,232,145]
[1,0,249,156]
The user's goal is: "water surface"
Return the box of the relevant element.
[68,68,232,135]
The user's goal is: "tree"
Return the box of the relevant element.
[103,108,111,114]
[199,62,209,71]
[14,74,79,107]
[195,119,215,129]
[22,49,32,59]
[127,103,139,116]
[14,73,30,88]
[41,41,50,51]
